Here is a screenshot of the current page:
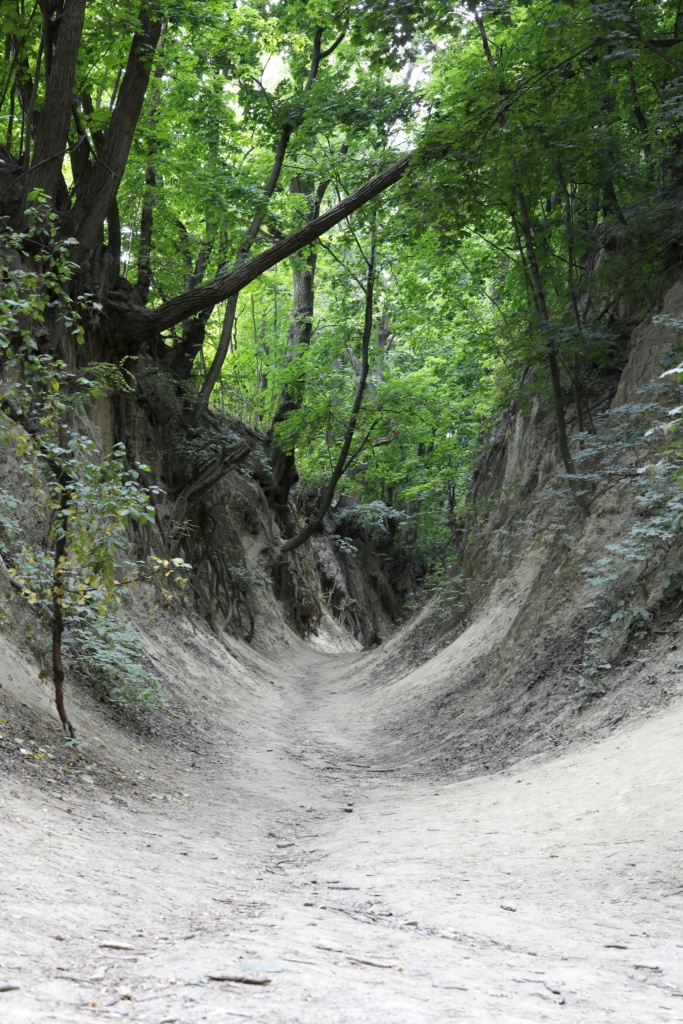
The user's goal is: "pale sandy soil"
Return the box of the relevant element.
[1,604,683,1024]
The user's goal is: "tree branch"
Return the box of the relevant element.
[111,153,411,342]
[171,441,251,524]
[320,30,346,60]
[638,35,683,74]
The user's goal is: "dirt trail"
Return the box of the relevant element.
[1,614,683,1024]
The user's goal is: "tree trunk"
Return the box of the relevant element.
[52,479,75,738]
[74,12,163,250]
[135,28,167,304]
[136,165,157,303]
[164,224,214,379]
[25,0,86,204]
[268,248,319,512]
[475,11,586,507]
[513,184,585,500]
[281,242,376,553]
[190,23,340,419]
[189,120,293,420]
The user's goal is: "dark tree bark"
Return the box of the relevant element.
[171,441,251,526]
[21,37,43,171]
[512,183,586,500]
[268,171,329,512]
[268,252,316,508]
[555,161,598,439]
[25,0,86,204]
[136,164,157,304]
[135,27,167,304]
[52,476,75,738]
[73,11,163,250]
[106,198,122,271]
[164,222,215,379]
[0,395,75,735]
[167,308,213,381]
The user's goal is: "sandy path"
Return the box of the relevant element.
[1,628,683,1023]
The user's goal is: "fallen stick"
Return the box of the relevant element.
[207,973,272,985]
[347,956,395,969]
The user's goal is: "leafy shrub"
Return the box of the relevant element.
[65,617,165,710]
[0,488,22,555]
[570,379,683,701]
[333,500,406,536]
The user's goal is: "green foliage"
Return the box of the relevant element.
[65,617,165,710]
[175,424,242,466]
[177,1,683,573]
[581,389,683,598]
[78,362,137,399]
[573,382,683,700]
[8,438,158,618]
[0,489,22,556]
[0,191,85,355]
[334,501,406,537]
[223,564,270,589]
[0,203,189,714]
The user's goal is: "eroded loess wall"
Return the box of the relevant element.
[349,278,683,777]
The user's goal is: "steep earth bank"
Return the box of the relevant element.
[380,278,683,774]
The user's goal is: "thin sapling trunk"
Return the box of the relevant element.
[281,241,376,553]
[52,478,75,738]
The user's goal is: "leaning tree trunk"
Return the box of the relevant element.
[106,153,413,351]
[73,15,163,252]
